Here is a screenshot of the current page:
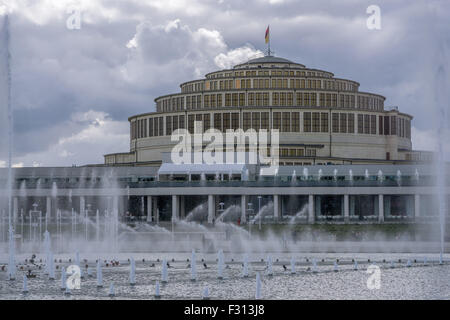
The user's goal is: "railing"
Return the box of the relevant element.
[9,178,437,190]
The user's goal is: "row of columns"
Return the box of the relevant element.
[8,193,423,224]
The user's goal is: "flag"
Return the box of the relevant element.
[265,25,270,44]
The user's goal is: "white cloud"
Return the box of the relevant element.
[214,45,263,69]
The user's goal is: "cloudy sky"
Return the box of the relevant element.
[0,0,449,167]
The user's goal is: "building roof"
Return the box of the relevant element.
[157,163,247,175]
[234,55,305,68]
[246,56,294,64]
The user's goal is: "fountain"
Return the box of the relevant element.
[333,261,339,272]
[22,275,28,294]
[43,230,51,274]
[317,168,323,181]
[7,226,15,280]
[96,210,100,242]
[202,287,210,300]
[49,252,55,280]
[349,169,353,182]
[161,259,168,283]
[242,254,249,278]
[109,283,115,297]
[61,267,67,290]
[64,286,71,296]
[365,169,370,180]
[266,255,273,276]
[154,281,161,299]
[353,260,358,270]
[290,257,296,274]
[217,249,225,279]
[396,170,402,185]
[333,169,338,181]
[291,170,297,183]
[377,170,383,182]
[303,168,309,181]
[96,260,103,288]
[1,15,15,281]
[288,204,308,224]
[190,249,197,281]
[129,257,136,285]
[255,272,262,300]
[406,259,412,267]
[312,259,318,273]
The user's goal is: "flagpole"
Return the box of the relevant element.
[268,25,271,56]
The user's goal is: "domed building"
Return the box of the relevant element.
[104,54,430,167]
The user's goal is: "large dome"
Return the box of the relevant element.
[234,55,305,68]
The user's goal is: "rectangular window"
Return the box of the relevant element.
[204,95,210,108]
[223,113,230,130]
[179,115,185,129]
[332,113,339,133]
[280,92,286,106]
[340,113,347,133]
[231,113,239,130]
[225,93,231,107]
[248,93,254,106]
[159,117,164,136]
[273,92,279,106]
[364,114,370,134]
[311,93,317,106]
[243,112,251,131]
[319,93,325,106]
[261,112,270,130]
[384,116,390,135]
[172,115,178,132]
[287,92,293,106]
[210,94,216,108]
[390,116,396,135]
[263,92,269,106]
[188,115,194,134]
[326,93,332,107]
[148,118,153,137]
[186,96,191,110]
[312,112,320,133]
[239,93,245,107]
[370,115,376,134]
[292,112,300,132]
[321,113,329,133]
[256,93,262,106]
[358,114,364,134]
[154,117,159,136]
[348,114,355,133]
[282,112,290,132]
[378,115,383,135]
[296,93,302,106]
[203,114,210,132]
[273,112,281,131]
[232,93,238,106]
[217,94,222,107]
[252,112,260,131]
[143,119,147,137]
[304,112,311,133]
[214,113,222,131]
